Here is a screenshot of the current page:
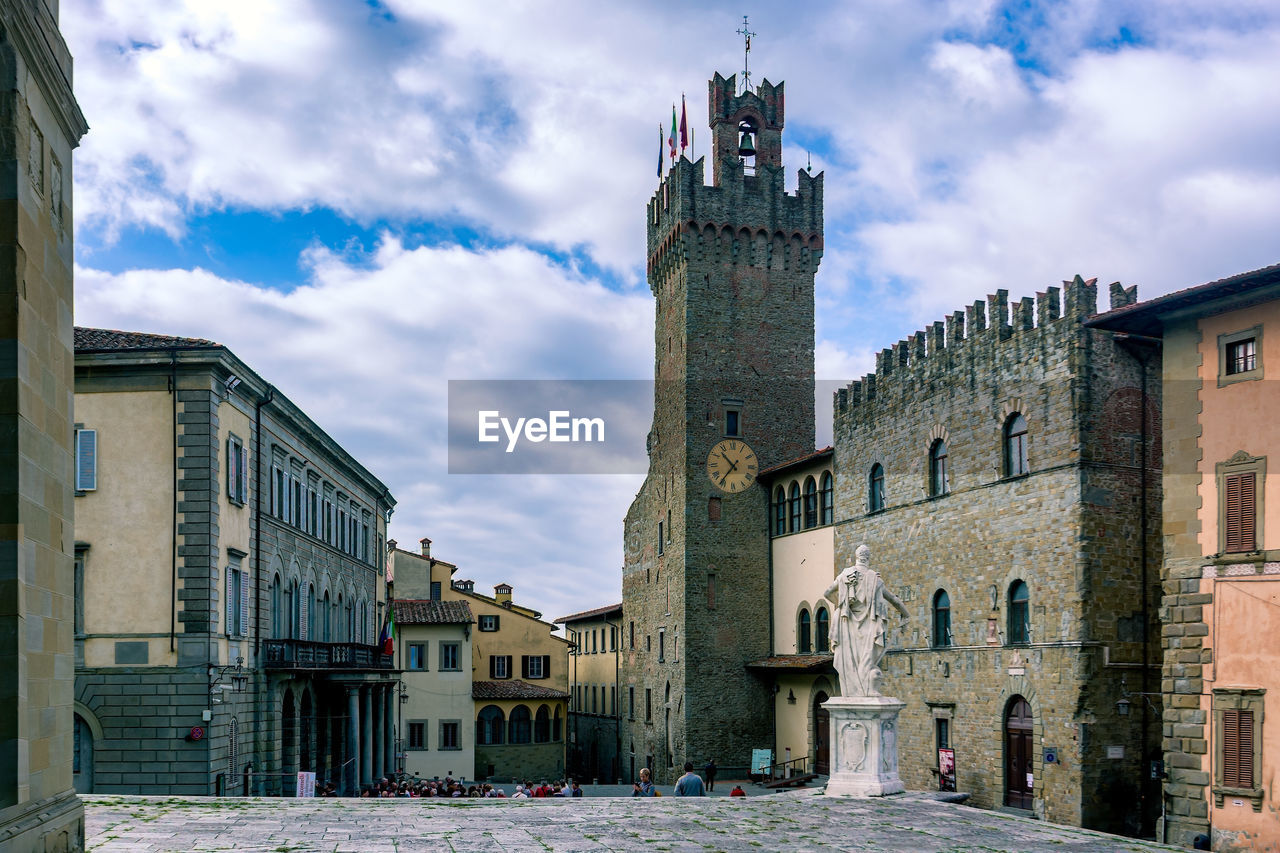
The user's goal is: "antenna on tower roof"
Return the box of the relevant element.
[736,15,756,96]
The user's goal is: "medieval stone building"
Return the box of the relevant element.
[620,70,822,783]
[832,278,1163,834]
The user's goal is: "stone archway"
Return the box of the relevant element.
[813,691,831,775]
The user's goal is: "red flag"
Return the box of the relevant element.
[679,95,688,153]
[669,105,677,163]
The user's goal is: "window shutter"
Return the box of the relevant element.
[75,429,97,491]
[226,569,235,637]
[541,655,551,679]
[300,590,309,641]
[1225,472,1257,552]
[493,614,501,631]
[239,568,250,637]
[1223,709,1255,789]
[521,655,530,678]
[490,656,498,678]
[239,445,249,503]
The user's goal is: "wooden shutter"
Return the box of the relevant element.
[1223,709,1255,789]
[227,437,235,499]
[541,655,551,679]
[226,569,235,637]
[75,429,97,491]
[239,568,250,637]
[490,656,498,678]
[239,445,249,504]
[300,587,310,641]
[521,655,530,678]
[1224,473,1257,552]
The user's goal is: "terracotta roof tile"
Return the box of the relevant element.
[75,327,222,351]
[392,599,472,625]
[759,447,834,479]
[473,680,569,700]
[745,654,835,673]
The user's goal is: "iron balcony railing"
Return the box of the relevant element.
[262,639,394,670]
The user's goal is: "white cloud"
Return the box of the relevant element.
[75,239,651,619]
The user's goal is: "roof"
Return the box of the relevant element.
[1085,262,1280,336]
[75,327,222,351]
[555,602,623,624]
[392,599,472,625]
[759,447,833,480]
[473,680,569,701]
[745,654,836,674]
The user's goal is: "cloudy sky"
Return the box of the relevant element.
[65,0,1280,624]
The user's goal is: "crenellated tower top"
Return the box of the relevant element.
[708,72,784,186]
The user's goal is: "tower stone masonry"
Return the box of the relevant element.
[621,71,822,783]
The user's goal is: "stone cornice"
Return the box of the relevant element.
[1,0,88,145]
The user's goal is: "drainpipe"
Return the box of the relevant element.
[252,383,274,796]
[170,350,178,653]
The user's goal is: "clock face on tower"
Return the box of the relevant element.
[706,439,758,494]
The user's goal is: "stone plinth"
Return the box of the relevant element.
[822,696,905,797]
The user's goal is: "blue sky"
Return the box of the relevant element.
[65,0,1280,622]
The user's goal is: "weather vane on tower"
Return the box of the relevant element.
[736,15,756,95]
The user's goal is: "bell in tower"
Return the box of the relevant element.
[737,120,757,158]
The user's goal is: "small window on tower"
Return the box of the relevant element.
[725,409,740,437]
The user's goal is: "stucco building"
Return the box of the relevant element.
[73,328,397,797]
[0,1,89,849]
[1089,262,1280,851]
[557,603,623,784]
[391,541,570,782]
[392,598,474,781]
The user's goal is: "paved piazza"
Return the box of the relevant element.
[84,789,1181,852]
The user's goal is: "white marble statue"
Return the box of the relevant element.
[823,543,909,697]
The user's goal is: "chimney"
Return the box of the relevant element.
[387,539,397,553]
[420,537,431,557]
[494,583,513,605]
[453,579,474,593]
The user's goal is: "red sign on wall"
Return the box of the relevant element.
[938,747,956,792]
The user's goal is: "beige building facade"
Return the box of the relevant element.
[74,328,397,798]
[390,541,569,782]
[393,599,474,781]
[1090,263,1280,851]
[557,603,623,783]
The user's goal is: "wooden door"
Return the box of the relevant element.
[814,691,830,775]
[1005,696,1033,808]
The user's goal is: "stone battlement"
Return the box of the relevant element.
[835,276,1138,413]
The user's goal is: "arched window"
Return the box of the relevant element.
[322,591,331,642]
[803,477,818,528]
[798,608,812,654]
[819,472,834,525]
[868,464,885,513]
[1005,414,1029,477]
[290,580,301,639]
[815,607,830,652]
[788,482,801,532]
[306,584,315,641]
[534,705,550,743]
[477,705,505,745]
[359,601,367,644]
[929,440,949,497]
[933,589,951,648]
[509,705,532,744]
[1008,580,1030,644]
[271,574,282,639]
[773,486,787,536]
[553,705,562,741]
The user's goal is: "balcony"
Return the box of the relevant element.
[262,639,394,671]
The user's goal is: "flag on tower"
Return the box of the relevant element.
[669,104,678,163]
[679,94,688,154]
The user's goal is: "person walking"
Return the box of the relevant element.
[673,762,706,797]
[703,759,717,792]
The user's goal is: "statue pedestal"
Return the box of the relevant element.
[822,695,906,797]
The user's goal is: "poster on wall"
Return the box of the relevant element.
[938,747,956,792]
[296,771,316,798]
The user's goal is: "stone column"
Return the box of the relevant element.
[372,686,384,781]
[345,687,359,796]
[360,686,373,787]
[384,687,396,775]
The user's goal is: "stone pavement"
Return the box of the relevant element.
[83,788,1183,852]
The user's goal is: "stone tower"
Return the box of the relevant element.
[621,72,822,783]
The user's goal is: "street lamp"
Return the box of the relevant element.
[209,656,248,703]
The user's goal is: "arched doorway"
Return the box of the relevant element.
[73,713,94,793]
[813,691,830,775]
[282,688,298,787]
[1004,696,1033,809]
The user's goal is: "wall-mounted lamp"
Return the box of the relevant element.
[223,375,242,395]
[1116,675,1160,718]
[787,689,797,705]
[209,656,247,703]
